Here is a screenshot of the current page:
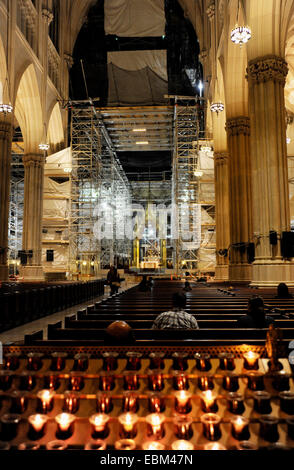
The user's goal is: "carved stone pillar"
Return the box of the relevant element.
[0,119,13,280]
[21,154,45,280]
[247,55,294,286]
[226,117,252,281]
[214,152,230,280]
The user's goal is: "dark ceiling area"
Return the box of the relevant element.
[70,0,201,176]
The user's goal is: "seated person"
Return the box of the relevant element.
[147,276,154,288]
[237,296,275,328]
[183,281,192,292]
[138,275,151,292]
[275,282,293,299]
[152,292,199,329]
[104,321,135,344]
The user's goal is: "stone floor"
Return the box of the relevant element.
[0,280,137,345]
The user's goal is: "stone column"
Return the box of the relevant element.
[226,117,252,281]
[214,152,230,280]
[0,119,13,280]
[21,154,45,280]
[247,55,294,286]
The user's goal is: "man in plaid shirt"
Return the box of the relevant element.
[152,292,199,330]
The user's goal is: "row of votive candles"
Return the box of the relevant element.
[1,410,294,445]
[2,388,294,416]
[0,368,291,394]
[3,351,263,372]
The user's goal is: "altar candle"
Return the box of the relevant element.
[69,372,85,391]
[204,442,227,450]
[198,375,214,391]
[50,352,68,371]
[174,390,192,414]
[126,352,142,371]
[102,352,119,371]
[173,371,189,391]
[85,439,107,451]
[96,391,113,413]
[148,370,164,392]
[171,440,194,450]
[227,392,245,415]
[243,351,260,370]
[279,391,294,415]
[37,389,55,414]
[4,353,20,371]
[0,414,21,441]
[10,390,28,414]
[99,372,115,391]
[148,392,165,413]
[55,413,76,439]
[218,353,235,371]
[201,413,222,441]
[73,353,89,372]
[195,353,212,372]
[146,413,165,440]
[143,442,165,450]
[123,371,139,391]
[149,352,165,370]
[28,414,49,439]
[253,391,272,414]
[231,416,250,440]
[27,353,43,371]
[174,415,193,440]
[118,412,138,438]
[63,391,80,414]
[201,390,218,413]
[89,413,110,439]
[172,352,188,371]
[115,439,136,450]
[259,416,279,442]
[0,371,13,391]
[123,391,139,413]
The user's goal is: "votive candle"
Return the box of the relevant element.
[149,352,165,370]
[247,372,264,391]
[174,390,192,414]
[279,391,294,415]
[119,413,138,439]
[204,442,226,450]
[200,390,218,413]
[4,353,20,371]
[63,391,80,414]
[195,353,211,372]
[143,442,165,450]
[102,352,119,371]
[123,371,139,391]
[172,352,188,371]
[50,352,68,371]
[28,414,49,440]
[37,389,55,414]
[253,391,272,415]
[55,413,76,439]
[259,416,279,442]
[198,375,214,391]
[173,371,189,391]
[126,352,142,371]
[26,353,43,371]
[227,392,245,415]
[243,351,260,370]
[200,413,222,441]
[148,370,164,392]
[222,373,239,392]
[0,414,21,441]
[174,415,193,440]
[69,372,85,391]
[99,372,115,391]
[231,416,250,441]
[85,439,107,450]
[123,391,139,413]
[171,440,194,450]
[148,392,165,413]
[10,390,28,414]
[218,353,235,371]
[89,413,110,439]
[96,392,113,413]
[146,413,165,440]
[73,353,89,372]
[115,439,136,450]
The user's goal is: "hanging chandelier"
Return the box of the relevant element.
[0,103,13,114]
[39,143,50,151]
[210,102,224,115]
[231,25,252,46]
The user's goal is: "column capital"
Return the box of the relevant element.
[23,153,45,168]
[206,3,215,21]
[42,8,53,24]
[226,116,250,136]
[214,152,229,164]
[247,55,288,86]
[64,53,74,69]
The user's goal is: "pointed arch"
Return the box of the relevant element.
[14,63,43,153]
[0,34,7,104]
[47,101,65,152]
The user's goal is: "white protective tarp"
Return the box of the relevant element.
[198,247,216,271]
[107,50,167,81]
[45,147,72,176]
[42,246,69,268]
[43,178,70,219]
[105,0,165,37]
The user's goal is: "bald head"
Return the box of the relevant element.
[105,321,134,344]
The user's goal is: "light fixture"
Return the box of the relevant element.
[136,141,149,145]
[64,167,72,173]
[133,128,146,132]
[210,102,224,115]
[198,81,204,97]
[194,170,203,178]
[0,103,13,114]
[231,25,251,46]
[201,145,212,153]
[287,138,291,144]
[39,143,50,151]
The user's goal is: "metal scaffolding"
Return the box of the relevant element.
[69,104,132,274]
[172,98,203,273]
[8,151,24,267]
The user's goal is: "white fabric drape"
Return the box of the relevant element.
[105,0,165,37]
[107,50,167,81]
